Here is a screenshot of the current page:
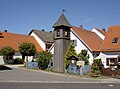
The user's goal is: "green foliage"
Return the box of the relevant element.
[78,49,90,65]
[93,59,102,64]
[91,63,100,75]
[14,58,24,64]
[19,42,37,60]
[36,51,53,70]
[1,46,15,56]
[1,46,15,64]
[65,41,77,68]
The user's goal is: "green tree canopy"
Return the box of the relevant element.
[1,46,15,64]
[1,46,15,56]
[78,49,90,65]
[65,41,77,68]
[19,42,37,60]
[36,51,53,70]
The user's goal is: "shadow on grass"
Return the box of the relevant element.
[0,65,12,70]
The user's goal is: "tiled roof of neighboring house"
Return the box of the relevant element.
[101,25,120,52]
[52,13,72,28]
[0,32,43,52]
[29,30,54,44]
[95,28,106,36]
[72,26,103,52]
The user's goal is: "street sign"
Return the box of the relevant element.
[77,61,84,66]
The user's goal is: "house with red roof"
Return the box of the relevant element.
[0,31,43,64]
[70,26,105,65]
[47,26,106,64]
[96,26,120,68]
[1,12,119,70]
[29,29,54,51]
[27,13,120,69]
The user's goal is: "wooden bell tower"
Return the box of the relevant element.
[52,11,72,72]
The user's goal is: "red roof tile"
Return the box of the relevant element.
[101,25,120,52]
[72,26,103,52]
[0,32,43,52]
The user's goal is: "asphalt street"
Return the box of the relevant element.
[0,65,120,83]
[0,65,120,89]
[0,82,120,89]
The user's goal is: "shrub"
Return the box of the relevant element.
[14,58,24,64]
[93,59,102,65]
[36,51,53,70]
[65,41,77,69]
[1,46,15,64]
[78,49,90,65]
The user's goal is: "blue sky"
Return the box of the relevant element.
[0,0,120,34]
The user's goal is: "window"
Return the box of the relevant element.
[118,58,120,62]
[65,31,68,37]
[112,37,119,43]
[46,44,52,51]
[106,58,117,66]
[109,58,115,66]
[57,30,60,37]
[72,40,77,46]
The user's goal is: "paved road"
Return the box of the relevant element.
[0,65,120,83]
[0,82,120,89]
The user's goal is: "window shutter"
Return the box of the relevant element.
[114,58,118,66]
[106,58,109,66]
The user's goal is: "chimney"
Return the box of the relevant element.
[42,29,45,31]
[102,28,105,32]
[80,25,83,28]
[49,31,52,33]
[4,30,7,32]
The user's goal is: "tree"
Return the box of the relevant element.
[36,51,53,70]
[65,41,77,68]
[19,42,37,60]
[78,49,90,65]
[1,46,15,64]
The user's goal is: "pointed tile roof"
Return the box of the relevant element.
[100,25,120,52]
[53,13,72,28]
[0,32,43,52]
[71,26,103,52]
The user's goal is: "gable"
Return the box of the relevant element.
[101,25,120,52]
[29,30,54,44]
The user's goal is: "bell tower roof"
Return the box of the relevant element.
[52,12,72,28]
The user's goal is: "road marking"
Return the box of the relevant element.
[108,84,114,87]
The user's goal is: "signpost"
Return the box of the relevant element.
[77,61,85,76]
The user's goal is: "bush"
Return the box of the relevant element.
[36,51,52,70]
[14,58,24,64]
[1,46,15,64]
[93,59,102,64]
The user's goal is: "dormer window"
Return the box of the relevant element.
[112,37,119,43]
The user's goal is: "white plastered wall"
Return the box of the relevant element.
[30,32,46,50]
[95,52,120,68]
[70,29,94,65]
